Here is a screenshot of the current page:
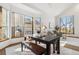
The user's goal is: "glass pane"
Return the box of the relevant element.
[1,8,8,38]
[60,16,74,34]
[60,16,67,33]
[24,16,33,36]
[34,17,41,32]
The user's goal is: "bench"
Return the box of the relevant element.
[21,42,46,55]
[0,37,24,55]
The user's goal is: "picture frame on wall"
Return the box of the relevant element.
[35,17,41,31]
[35,17,41,25]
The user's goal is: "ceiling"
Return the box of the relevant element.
[23,3,75,16]
[0,3,78,17]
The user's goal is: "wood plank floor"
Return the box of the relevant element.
[64,44,79,51]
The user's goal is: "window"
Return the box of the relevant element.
[11,13,24,38]
[34,17,41,32]
[60,16,74,34]
[24,16,33,36]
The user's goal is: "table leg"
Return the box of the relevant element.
[53,43,55,53]
[45,44,51,55]
[56,39,60,54]
[21,42,23,52]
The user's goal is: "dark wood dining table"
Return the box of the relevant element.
[30,36,60,55]
[21,35,60,55]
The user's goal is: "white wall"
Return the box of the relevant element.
[41,15,55,31]
[74,15,79,35]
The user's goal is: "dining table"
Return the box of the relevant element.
[21,35,60,55]
[31,35,60,55]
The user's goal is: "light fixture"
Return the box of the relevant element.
[42,25,47,30]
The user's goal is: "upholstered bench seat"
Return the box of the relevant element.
[22,42,46,55]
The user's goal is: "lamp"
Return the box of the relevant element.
[42,25,47,30]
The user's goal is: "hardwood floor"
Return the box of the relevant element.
[64,44,79,51]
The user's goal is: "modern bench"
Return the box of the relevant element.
[21,42,46,55]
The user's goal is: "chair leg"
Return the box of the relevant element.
[21,42,23,52]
